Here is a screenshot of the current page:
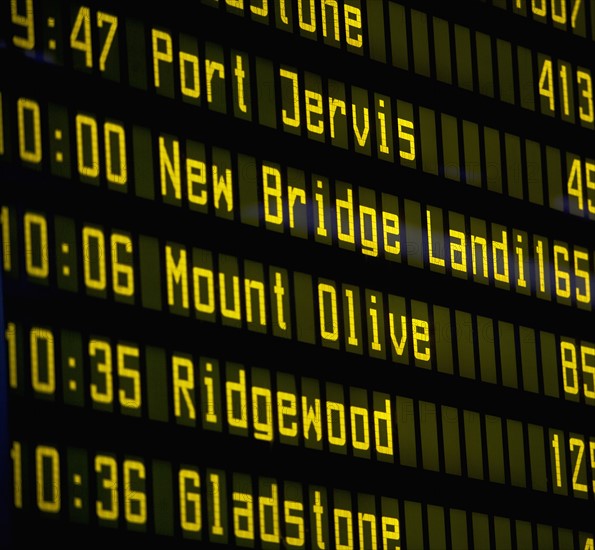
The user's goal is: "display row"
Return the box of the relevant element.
[6,0,594,137]
[5,68,595,226]
[9,439,595,547]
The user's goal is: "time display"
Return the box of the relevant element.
[2,0,595,547]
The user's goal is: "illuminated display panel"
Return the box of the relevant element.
[1,0,595,547]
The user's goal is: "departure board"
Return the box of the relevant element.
[1,0,595,547]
